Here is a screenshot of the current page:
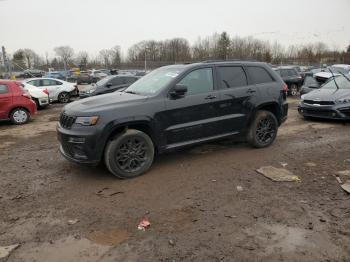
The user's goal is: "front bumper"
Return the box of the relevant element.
[298,102,350,120]
[57,123,103,165]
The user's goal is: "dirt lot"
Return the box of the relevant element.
[0,98,349,262]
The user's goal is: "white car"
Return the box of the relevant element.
[23,78,77,103]
[21,82,50,108]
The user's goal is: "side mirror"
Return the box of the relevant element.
[106,83,112,88]
[170,84,187,98]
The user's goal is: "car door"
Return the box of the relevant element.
[40,79,62,98]
[215,65,255,134]
[0,84,12,119]
[161,67,221,147]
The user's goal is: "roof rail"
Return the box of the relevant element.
[200,59,259,63]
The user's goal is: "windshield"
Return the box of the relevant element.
[125,66,185,95]
[322,75,350,90]
[96,76,113,87]
[304,76,320,88]
[329,66,350,75]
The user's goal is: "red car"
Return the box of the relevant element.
[0,80,37,124]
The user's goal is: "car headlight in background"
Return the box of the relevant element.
[86,88,96,94]
[75,116,99,126]
[300,95,305,101]
[336,98,350,104]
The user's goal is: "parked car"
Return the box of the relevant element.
[299,75,350,120]
[329,64,350,75]
[57,61,288,178]
[21,82,50,109]
[274,66,303,96]
[76,72,98,85]
[90,70,108,79]
[0,80,37,124]
[299,72,339,96]
[23,78,77,103]
[79,75,140,98]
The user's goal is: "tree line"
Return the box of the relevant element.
[5,32,350,72]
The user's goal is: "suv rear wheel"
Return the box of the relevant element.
[290,84,299,96]
[247,110,278,148]
[104,129,155,178]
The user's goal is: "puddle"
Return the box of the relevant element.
[17,236,111,262]
[87,228,129,246]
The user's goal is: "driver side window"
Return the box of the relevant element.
[178,68,213,95]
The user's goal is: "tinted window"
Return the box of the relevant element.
[178,68,213,95]
[280,69,289,77]
[247,67,274,84]
[110,77,123,85]
[125,77,137,84]
[287,69,297,77]
[0,84,8,94]
[28,80,41,87]
[218,66,247,88]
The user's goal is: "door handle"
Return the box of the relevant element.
[205,95,217,100]
[247,89,256,94]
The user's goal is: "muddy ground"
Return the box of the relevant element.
[0,98,349,262]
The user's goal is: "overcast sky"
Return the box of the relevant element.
[1,0,349,57]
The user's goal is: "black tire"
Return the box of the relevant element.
[10,108,30,125]
[290,84,299,96]
[58,92,70,103]
[247,110,278,148]
[34,98,40,109]
[104,129,155,178]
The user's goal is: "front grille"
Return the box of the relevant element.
[60,113,76,129]
[302,108,334,117]
[304,100,335,106]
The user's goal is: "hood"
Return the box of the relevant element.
[303,88,350,101]
[64,91,148,115]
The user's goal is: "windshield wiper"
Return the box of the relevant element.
[338,72,350,83]
[329,68,340,90]
[124,90,139,95]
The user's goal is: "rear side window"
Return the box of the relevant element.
[246,67,274,84]
[42,79,57,86]
[110,77,123,85]
[288,69,297,76]
[218,66,247,88]
[280,70,289,77]
[0,84,8,94]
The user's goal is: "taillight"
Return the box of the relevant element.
[43,88,49,95]
[283,83,288,92]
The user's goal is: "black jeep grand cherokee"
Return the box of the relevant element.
[57,61,288,178]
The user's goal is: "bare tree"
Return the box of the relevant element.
[99,49,114,68]
[75,51,89,69]
[22,48,36,68]
[54,46,74,71]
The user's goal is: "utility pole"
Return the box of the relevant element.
[2,46,12,78]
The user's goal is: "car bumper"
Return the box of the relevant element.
[298,103,350,120]
[57,123,102,165]
[38,97,50,106]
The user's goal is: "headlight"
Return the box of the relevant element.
[300,95,305,101]
[75,116,99,126]
[336,98,350,104]
[86,88,96,94]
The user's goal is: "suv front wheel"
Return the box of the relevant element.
[247,110,278,148]
[104,129,155,178]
